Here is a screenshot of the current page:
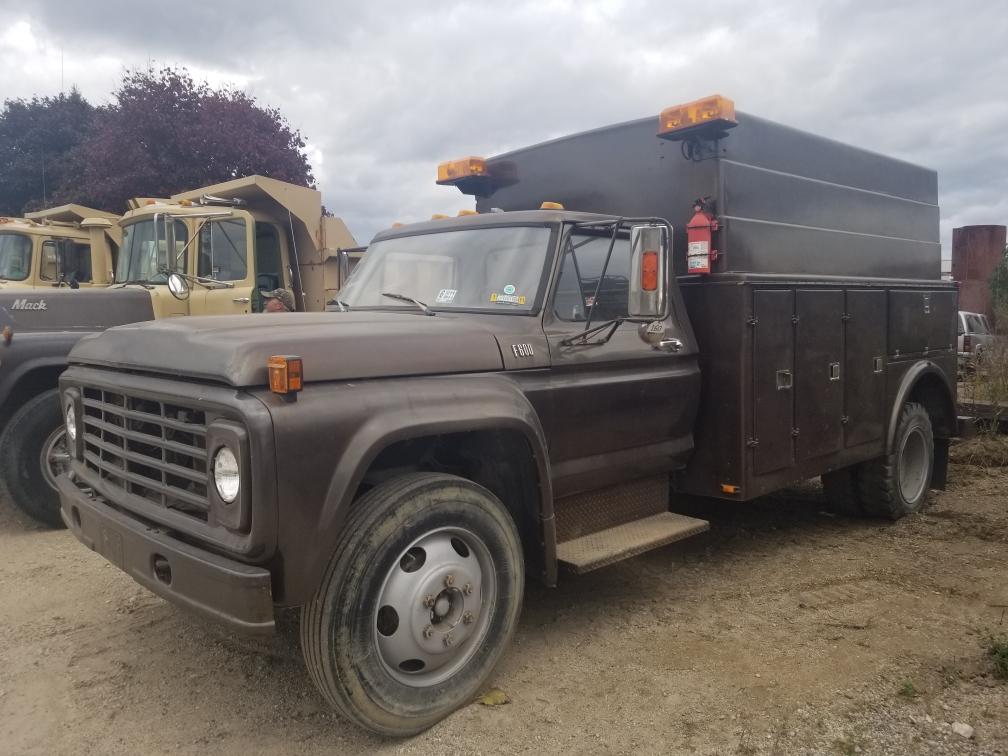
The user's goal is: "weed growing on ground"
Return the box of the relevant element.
[987,636,1008,680]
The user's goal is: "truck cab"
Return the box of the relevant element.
[0,205,120,289]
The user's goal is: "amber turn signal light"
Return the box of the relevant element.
[268,355,303,395]
[658,95,737,138]
[437,157,488,185]
[641,251,659,291]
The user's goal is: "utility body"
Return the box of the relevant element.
[55,97,958,735]
[0,176,358,526]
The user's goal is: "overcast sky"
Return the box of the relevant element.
[1,0,1006,263]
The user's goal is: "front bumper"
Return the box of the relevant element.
[58,474,275,635]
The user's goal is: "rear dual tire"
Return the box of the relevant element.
[300,473,524,736]
[822,402,934,520]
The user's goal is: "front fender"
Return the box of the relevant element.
[0,331,90,419]
[263,373,553,606]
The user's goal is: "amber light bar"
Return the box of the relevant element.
[436,157,488,185]
[657,95,737,140]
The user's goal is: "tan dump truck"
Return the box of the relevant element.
[0,205,121,289]
[0,175,359,526]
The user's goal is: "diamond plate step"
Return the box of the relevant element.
[556,512,709,574]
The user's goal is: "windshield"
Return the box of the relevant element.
[340,226,552,312]
[116,218,189,284]
[0,233,32,281]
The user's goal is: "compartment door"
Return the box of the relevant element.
[796,289,844,461]
[845,290,887,447]
[753,289,795,475]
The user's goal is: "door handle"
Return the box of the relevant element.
[654,338,684,353]
[232,297,251,304]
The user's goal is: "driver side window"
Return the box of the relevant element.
[553,232,631,322]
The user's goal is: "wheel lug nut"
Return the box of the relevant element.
[423,594,435,608]
[443,632,454,647]
[463,583,473,595]
[444,574,455,587]
[423,625,433,639]
[462,611,474,625]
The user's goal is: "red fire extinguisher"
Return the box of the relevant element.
[686,197,719,274]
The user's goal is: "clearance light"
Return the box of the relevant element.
[431,213,450,220]
[641,251,659,291]
[178,199,192,207]
[436,157,487,185]
[268,355,303,395]
[391,222,405,227]
[658,95,737,139]
[540,201,565,210]
[721,483,740,495]
[144,199,157,205]
[457,209,477,216]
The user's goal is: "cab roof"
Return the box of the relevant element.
[371,208,630,243]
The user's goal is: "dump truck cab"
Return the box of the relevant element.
[0,176,359,528]
[0,205,120,289]
[118,176,359,317]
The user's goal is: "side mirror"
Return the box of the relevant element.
[628,224,669,319]
[167,272,190,300]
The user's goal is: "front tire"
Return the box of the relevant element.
[857,402,934,520]
[300,473,524,736]
[0,389,69,528]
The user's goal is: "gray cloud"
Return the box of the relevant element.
[2,0,1006,257]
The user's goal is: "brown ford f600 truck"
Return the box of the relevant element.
[0,176,358,527]
[56,96,957,736]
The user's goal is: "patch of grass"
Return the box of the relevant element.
[987,636,1008,680]
[833,736,863,755]
[897,679,919,698]
[950,436,1008,467]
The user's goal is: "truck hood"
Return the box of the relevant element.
[0,287,155,333]
[68,311,507,386]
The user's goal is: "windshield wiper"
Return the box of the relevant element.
[114,280,155,289]
[381,292,436,316]
[327,298,350,312]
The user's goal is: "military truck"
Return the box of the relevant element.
[0,205,120,289]
[55,96,957,736]
[0,176,358,526]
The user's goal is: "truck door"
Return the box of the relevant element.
[192,215,255,315]
[253,222,292,312]
[542,228,699,498]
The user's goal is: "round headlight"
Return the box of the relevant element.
[213,446,240,503]
[65,404,77,443]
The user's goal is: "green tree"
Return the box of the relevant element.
[991,244,1008,333]
[0,89,95,215]
[60,67,314,212]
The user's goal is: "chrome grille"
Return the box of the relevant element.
[81,386,209,520]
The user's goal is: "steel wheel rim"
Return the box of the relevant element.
[898,427,928,504]
[40,427,72,491]
[373,526,497,687]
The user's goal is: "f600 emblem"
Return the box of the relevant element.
[511,343,534,358]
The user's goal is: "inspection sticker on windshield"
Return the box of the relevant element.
[490,290,526,305]
[435,288,457,304]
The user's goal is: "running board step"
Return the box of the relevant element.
[556,512,709,574]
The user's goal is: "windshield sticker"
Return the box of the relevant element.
[435,288,457,304]
[490,291,526,305]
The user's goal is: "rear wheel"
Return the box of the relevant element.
[0,389,68,528]
[300,473,524,736]
[857,402,934,520]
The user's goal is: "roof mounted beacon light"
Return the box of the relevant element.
[657,94,737,142]
[436,156,517,197]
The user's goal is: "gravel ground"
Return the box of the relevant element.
[1,453,1005,755]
